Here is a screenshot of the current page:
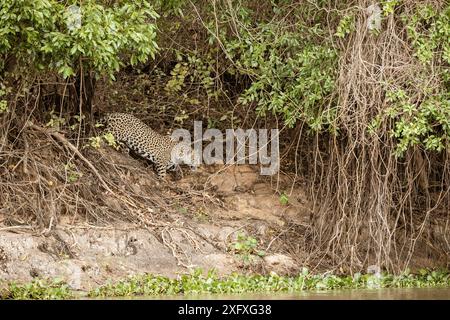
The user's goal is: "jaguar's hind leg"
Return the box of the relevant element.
[170,163,183,180]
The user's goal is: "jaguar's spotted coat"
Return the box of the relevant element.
[103,113,193,179]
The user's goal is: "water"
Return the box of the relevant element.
[100,288,450,300]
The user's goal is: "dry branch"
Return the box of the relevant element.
[26,121,115,194]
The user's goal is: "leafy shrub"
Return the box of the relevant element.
[220,14,338,129]
[368,5,450,156]
[0,0,159,80]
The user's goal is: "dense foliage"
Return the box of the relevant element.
[0,0,159,79]
[156,1,450,155]
[1,0,448,152]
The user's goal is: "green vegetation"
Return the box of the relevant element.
[89,268,450,298]
[222,15,338,130]
[2,0,446,154]
[1,279,73,300]
[0,0,159,80]
[0,84,8,113]
[231,233,265,265]
[365,5,450,156]
[1,269,448,299]
[279,192,289,206]
[157,1,450,154]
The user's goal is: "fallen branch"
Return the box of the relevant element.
[26,121,114,194]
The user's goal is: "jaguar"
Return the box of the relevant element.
[102,112,194,179]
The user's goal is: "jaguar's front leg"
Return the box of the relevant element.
[155,164,167,180]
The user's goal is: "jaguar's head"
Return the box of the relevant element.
[170,141,197,171]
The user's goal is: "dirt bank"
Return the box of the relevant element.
[0,156,312,291]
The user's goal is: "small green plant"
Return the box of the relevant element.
[164,50,219,102]
[0,84,9,113]
[177,206,188,215]
[194,208,209,221]
[69,114,85,130]
[279,192,289,206]
[94,121,104,128]
[45,111,66,129]
[102,132,118,149]
[88,136,102,149]
[87,133,118,150]
[0,100,7,113]
[232,233,265,265]
[335,14,355,38]
[3,279,72,300]
[64,162,82,183]
[174,109,189,124]
[165,62,189,93]
[381,0,400,16]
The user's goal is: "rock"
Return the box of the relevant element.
[191,254,236,275]
[264,254,298,275]
[0,225,242,290]
[209,165,258,194]
[218,195,285,226]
